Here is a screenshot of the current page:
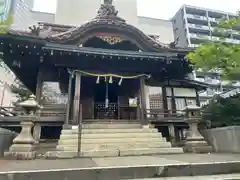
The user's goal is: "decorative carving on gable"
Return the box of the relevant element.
[98,35,123,45]
[29,25,40,36]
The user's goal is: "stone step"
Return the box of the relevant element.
[46,147,183,158]
[58,137,167,144]
[56,141,172,151]
[71,123,142,129]
[61,128,159,134]
[126,174,240,180]
[59,132,162,139]
[119,147,184,156]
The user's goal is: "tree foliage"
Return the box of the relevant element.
[0,15,31,103]
[10,80,32,104]
[0,15,13,34]
[202,94,240,127]
[186,12,240,80]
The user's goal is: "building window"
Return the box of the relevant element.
[145,86,164,117]
[175,97,197,110]
[173,88,197,110]
[175,98,185,110]
[145,86,163,109]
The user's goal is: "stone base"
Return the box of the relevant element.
[4,151,36,160]
[4,143,36,160]
[9,144,35,152]
[183,145,213,153]
[183,140,213,153]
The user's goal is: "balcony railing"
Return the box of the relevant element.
[187,23,210,31]
[189,33,240,44]
[185,14,208,21]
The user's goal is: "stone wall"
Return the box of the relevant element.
[202,126,240,153]
[0,128,16,156]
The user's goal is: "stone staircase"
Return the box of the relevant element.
[46,122,183,158]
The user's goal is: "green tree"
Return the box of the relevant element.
[187,12,240,80]
[10,80,32,104]
[0,15,32,104]
[202,94,240,127]
[0,15,13,34]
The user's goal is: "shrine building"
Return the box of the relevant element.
[0,1,207,153]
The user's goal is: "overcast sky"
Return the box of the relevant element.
[33,0,239,20]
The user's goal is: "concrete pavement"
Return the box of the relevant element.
[0,153,240,179]
[1,153,240,172]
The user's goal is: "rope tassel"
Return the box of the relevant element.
[96,76,100,84]
[109,76,113,84]
[118,78,123,86]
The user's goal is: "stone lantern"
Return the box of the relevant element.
[182,105,213,153]
[5,95,41,160]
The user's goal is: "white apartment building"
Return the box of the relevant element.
[172,4,240,48]
[171,5,240,104]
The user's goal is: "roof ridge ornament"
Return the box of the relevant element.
[95,0,125,22]
[104,0,113,5]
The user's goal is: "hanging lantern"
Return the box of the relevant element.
[109,76,113,84]
[96,76,100,84]
[118,78,123,86]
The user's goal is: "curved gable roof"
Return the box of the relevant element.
[47,4,168,52]
[7,3,190,53]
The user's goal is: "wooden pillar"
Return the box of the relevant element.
[65,74,73,125]
[171,88,177,114]
[139,77,147,125]
[162,87,168,117]
[73,72,81,125]
[35,70,43,103]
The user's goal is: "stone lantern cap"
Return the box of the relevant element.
[181,104,201,112]
[18,95,40,109]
